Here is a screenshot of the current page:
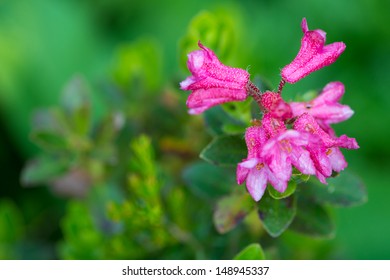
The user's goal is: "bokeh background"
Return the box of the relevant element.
[0,0,389,259]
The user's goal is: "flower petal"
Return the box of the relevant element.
[186,88,247,114]
[246,168,268,201]
[281,18,345,83]
[328,147,348,172]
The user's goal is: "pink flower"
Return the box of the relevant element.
[293,113,359,183]
[260,113,316,179]
[281,18,346,84]
[261,130,316,179]
[261,113,287,138]
[237,126,289,201]
[290,82,354,130]
[180,42,250,114]
[260,91,292,120]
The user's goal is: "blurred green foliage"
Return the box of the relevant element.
[0,0,389,260]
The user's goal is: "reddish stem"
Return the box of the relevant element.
[246,81,262,106]
[277,79,286,94]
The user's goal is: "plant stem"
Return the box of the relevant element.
[246,81,262,106]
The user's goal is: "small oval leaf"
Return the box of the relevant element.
[289,197,335,239]
[268,181,297,200]
[21,157,69,186]
[200,135,246,167]
[258,193,297,237]
[301,171,367,207]
[213,190,255,234]
[233,243,265,260]
[182,162,236,199]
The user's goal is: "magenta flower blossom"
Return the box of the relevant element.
[180,42,250,114]
[181,19,358,202]
[261,130,316,179]
[260,91,292,120]
[261,113,287,138]
[294,113,359,183]
[237,126,289,201]
[260,113,316,179]
[290,82,354,130]
[281,18,346,84]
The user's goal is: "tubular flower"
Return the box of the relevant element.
[180,41,250,114]
[260,91,292,120]
[281,18,346,83]
[289,81,354,130]
[260,113,316,179]
[237,126,289,201]
[261,130,316,179]
[293,113,359,183]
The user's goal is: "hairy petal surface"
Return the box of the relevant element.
[281,18,346,83]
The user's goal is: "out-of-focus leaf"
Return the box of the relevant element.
[0,200,25,259]
[258,193,296,237]
[61,76,91,137]
[112,37,162,91]
[0,200,24,243]
[32,109,68,133]
[30,130,68,151]
[21,156,69,186]
[94,112,124,146]
[59,201,104,259]
[233,243,265,260]
[301,171,367,207]
[200,134,246,167]
[203,106,244,136]
[289,197,335,239]
[179,10,238,70]
[294,90,319,102]
[51,168,92,198]
[182,162,235,199]
[268,181,297,200]
[213,190,255,234]
[221,98,252,125]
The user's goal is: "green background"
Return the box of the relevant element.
[0,0,389,259]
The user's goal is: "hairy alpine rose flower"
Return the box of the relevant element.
[281,18,346,84]
[180,42,250,114]
[289,81,354,130]
[261,113,287,138]
[261,130,316,179]
[237,126,289,201]
[260,91,292,120]
[294,113,359,183]
[260,113,316,178]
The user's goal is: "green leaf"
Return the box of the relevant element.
[258,193,297,237]
[301,171,367,207]
[268,181,297,199]
[59,201,104,259]
[112,37,162,91]
[179,10,237,70]
[233,243,265,260]
[213,190,255,234]
[182,162,236,199]
[0,200,24,243]
[0,200,25,259]
[200,134,246,167]
[61,76,91,136]
[203,106,244,136]
[21,156,69,186]
[221,98,252,125]
[289,197,335,239]
[30,130,68,151]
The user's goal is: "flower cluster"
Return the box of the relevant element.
[180,18,358,201]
